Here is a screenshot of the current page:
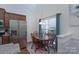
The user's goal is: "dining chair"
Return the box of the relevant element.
[31,33,46,53]
[44,33,57,53]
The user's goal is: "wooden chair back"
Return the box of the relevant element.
[31,33,40,44]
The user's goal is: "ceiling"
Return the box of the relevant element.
[0,4,37,15]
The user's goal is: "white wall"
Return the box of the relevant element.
[69,9,79,39]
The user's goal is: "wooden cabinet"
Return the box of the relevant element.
[2,35,10,44]
[0,8,26,29]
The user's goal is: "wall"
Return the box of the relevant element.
[69,8,79,39]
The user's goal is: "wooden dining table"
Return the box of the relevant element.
[39,35,57,53]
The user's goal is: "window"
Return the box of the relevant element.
[39,13,61,37]
[39,16,56,37]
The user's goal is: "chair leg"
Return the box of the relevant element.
[35,49,36,53]
[31,43,34,49]
[46,46,50,54]
[52,46,57,53]
[48,47,50,54]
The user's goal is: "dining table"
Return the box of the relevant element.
[39,34,57,53]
